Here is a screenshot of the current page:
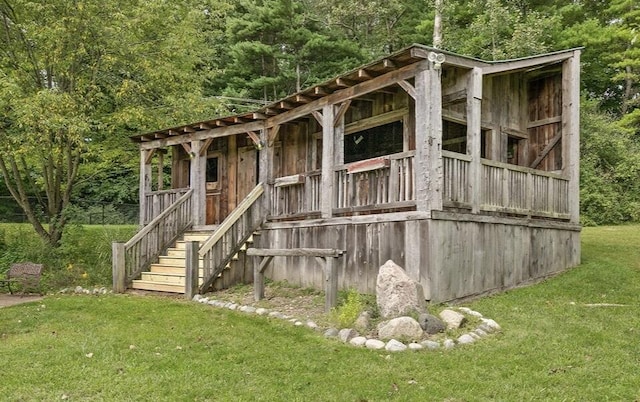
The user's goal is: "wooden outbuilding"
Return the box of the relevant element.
[113,44,581,302]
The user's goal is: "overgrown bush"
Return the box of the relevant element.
[0,223,136,292]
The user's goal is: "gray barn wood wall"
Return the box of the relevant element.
[260,215,580,302]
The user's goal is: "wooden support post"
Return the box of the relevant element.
[253,255,273,302]
[139,149,153,225]
[467,67,483,213]
[190,140,206,226]
[562,50,581,224]
[414,60,443,213]
[259,128,272,216]
[157,150,164,191]
[228,135,238,211]
[247,248,343,310]
[323,257,337,311]
[185,241,199,300]
[112,242,126,293]
[320,105,335,218]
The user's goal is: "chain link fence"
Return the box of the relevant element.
[0,196,139,225]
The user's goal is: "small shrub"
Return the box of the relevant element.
[332,288,365,328]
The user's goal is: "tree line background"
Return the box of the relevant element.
[1,0,639,247]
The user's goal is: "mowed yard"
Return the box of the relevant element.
[1,225,639,401]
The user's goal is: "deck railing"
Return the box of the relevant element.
[143,188,191,224]
[115,189,193,288]
[333,151,415,214]
[198,183,266,293]
[443,151,570,218]
[270,171,321,218]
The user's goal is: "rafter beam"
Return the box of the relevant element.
[268,124,281,146]
[181,143,191,155]
[200,138,214,156]
[398,80,416,100]
[333,100,351,127]
[311,110,323,126]
[247,131,262,147]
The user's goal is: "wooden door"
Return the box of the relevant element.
[237,146,258,202]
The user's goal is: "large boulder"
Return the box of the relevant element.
[376,260,426,318]
[377,316,424,341]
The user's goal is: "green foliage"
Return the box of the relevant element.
[331,288,366,328]
[0,223,136,291]
[579,98,640,225]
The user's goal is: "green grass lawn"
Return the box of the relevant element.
[1,225,639,401]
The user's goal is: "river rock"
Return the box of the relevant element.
[365,339,386,350]
[418,313,446,334]
[439,309,466,329]
[385,339,408,352]
[377,317,424,341]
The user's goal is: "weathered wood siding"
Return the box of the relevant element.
[260,214,580,302]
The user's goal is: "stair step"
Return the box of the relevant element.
[149,265,204,275]
[140,272,203,285]
[131,280,185,293]
[157,256,205,268]
[183,233,213,242]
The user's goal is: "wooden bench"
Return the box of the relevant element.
[0,262,43,295]
[246,248,345,312]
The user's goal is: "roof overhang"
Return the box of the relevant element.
[131,44,582,144]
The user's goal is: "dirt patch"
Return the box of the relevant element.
[204,282,335,327]
[0,294,44,309]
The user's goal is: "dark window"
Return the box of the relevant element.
[344,121,403,164]
[443,120,487,158]
[507,137,520,165]
[443,120,467,154]
[206,157,218,182]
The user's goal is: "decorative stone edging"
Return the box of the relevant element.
[59,286,111,295]
[192,294,501,352]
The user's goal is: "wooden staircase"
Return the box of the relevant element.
[131,231,210,293]
[115,183,267,295]
[130,230,256,294]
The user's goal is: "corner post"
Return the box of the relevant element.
[562,50,581,225]
[320,104,336,218]
[414,60,443,213]
[112,242,126,293]
[185,241,199,300]
[467,67,483,213]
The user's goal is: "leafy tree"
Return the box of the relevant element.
[0,0,228,246]
[444,0,560,59]
[213,0,365,102]
[580,98,640,224]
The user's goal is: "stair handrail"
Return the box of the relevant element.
[123,188,194,283]
[198,183,266,292]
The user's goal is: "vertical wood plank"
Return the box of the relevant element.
[139,149,152,225]
[320,105,335,218]
[324,256,338,311]
[185,241,199,300]
[190,140,206,226]
[227,135,238,211]
[112,242,126,293]
[467,67,483,213]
